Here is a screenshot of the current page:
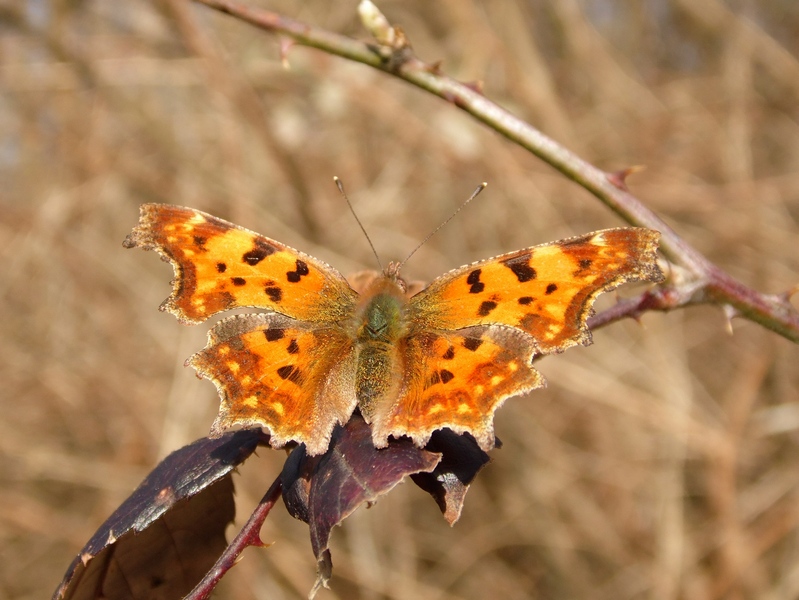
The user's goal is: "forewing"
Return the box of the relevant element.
[188,313,357,456]
[123,204,358,324]
[370,326,543,451]
[410,228,662,354]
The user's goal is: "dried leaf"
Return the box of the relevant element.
[54,430,263,600]
[282,414,440,596]
[411,429,491,524]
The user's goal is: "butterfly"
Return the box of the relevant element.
[124,204,663,456]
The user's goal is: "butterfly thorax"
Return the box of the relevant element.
[351,274,410,423]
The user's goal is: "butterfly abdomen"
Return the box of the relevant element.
[355,342,398,424]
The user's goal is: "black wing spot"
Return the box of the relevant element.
[287,339,300,354]
[579,258,592,269]
[193,235,207,248]
[503,255,537,282]
[439,369,455,384]
[264,286,283,303]
[466,269,485,294]
[287,259,310,283]
[231,277,246,286]
[243,240,277,265]
[518,296,534,305]
[264,328,285,342]
[442,346,456,360]
[428,372,441,387]
[463,337,483,352]
[276,365,302,383]
[545,283,558,295]
[216,262,227,273]
[478,300,498,317]
[297,260,309,275]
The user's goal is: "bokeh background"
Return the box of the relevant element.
[3,1,799,598]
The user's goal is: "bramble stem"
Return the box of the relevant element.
[192,0,799,343]
[185,475,283,600]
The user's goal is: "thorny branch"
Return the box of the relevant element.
[193,0,799,343]
[185,475,283,600]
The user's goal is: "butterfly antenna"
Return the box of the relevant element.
[335,176,383,271]
[397,182,487,271]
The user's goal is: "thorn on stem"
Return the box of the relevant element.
[464,80,485,94]
[779,284,799,303]
[427,60,444,75]
[279,38,295,69]
[608,165,646,191]
[722,304,738,334]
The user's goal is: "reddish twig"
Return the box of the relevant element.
[588,284,703,331]
[191,0,799,343]
[185,474,283,600]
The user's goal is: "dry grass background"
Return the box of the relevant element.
[2,1,799,598]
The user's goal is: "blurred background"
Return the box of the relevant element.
[3,1,799,598]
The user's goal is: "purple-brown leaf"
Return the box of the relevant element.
[282,414,440,596]
[53,430,263,600]
[411,429,492,524]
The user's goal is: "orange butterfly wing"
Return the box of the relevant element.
[372,228,662,451]
[124,204,361,454]
[188,314,356,456]
[370,326,544,451]
[123,204,357,324]
[409,228,663,354]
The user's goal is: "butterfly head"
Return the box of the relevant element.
[383,261,407,294]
